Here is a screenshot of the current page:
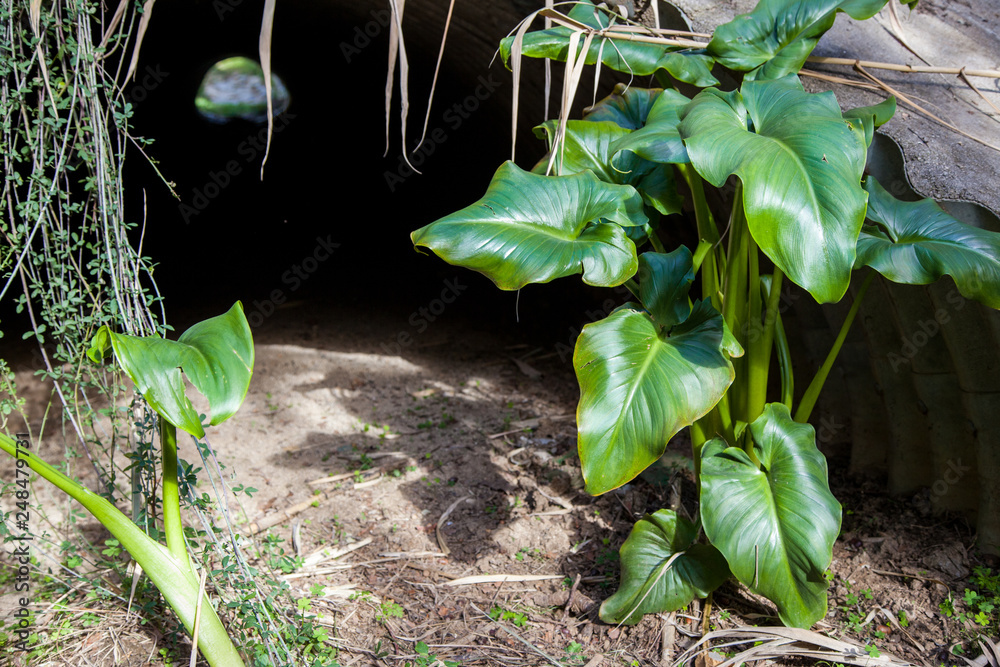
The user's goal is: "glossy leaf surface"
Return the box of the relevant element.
[638,248,694,328]
[708,0,890,79]
[611,88,691,166]
[584,84,662,130]
[575,300,743,495]
[535,120,682,216]
[858,177,1000,308]
[412,162,643,290]
[600,510,730,624]
[679,77,868,303]
[700,403,841,628]
[88,303,254,438]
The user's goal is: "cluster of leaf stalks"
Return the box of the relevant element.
[0,0,333,664]
[412,0,1000,631]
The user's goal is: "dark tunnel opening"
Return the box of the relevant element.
[114,0,634,343]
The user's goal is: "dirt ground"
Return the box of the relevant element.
[2,299,998,667]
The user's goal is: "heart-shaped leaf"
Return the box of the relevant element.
[857,177,1000,308]
[535,120,682,216]
[412,161,643,290]
[584,84,662,130]
[611,88,691,166]
[638,247,695,328]
[679,76,868,303]
[600,510,730,625]
[499,1,718,87]
[708,0,890,80]
[700,403,841,628]
[576,300,743,495]
[88,303,255,439]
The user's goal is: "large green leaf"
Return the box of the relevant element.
[584,84,662,130]
[611,88,691,166]
[575,300,743,495]
[700,403,841,628]
[499,1,718,87]
[534,120,682,216]
[600,510,730,625]
[857,177,1000,308]
[708,0,890,80]
[412,162,643,290]
[638,248,694,328]
[679,76,868,303]
[88,303,254,438]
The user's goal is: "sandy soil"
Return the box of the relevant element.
[1,302,996,666]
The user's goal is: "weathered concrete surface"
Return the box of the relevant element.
[671,0,1000,215]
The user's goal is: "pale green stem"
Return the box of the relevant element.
[160,416,189,566]
[692,239,713,274]
[624,278,640,300]
[647,229,667,254]
[774,306,794,411]
[747,268,784,424]
[0,432,247,667]
[794,271,876,423]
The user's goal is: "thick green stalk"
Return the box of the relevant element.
[692,239,713,274]
[794,271,876,423]
[774,303,794,411]
[678,163,722,306]
[722,186,748,425]
[746,236,763,424]
[0,432,247,667]
[647,229,667,254]
[747,268,784,423]
[160,416,188,566]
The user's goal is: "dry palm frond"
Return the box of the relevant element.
[414,0,456,150]
[258,0,277,178]
[962,637,1000,667]
[671,626,914,667]
[124,0,156,82]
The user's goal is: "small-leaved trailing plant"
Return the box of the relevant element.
[0,303,254,666]
[411,0,1000,628]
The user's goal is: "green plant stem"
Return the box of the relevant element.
[692,239,713,274]
[722,185,748,426]
[647,229,666,254]
[746,236,763,424]
[160,417,188,567]
[624,278,640,300]
[747,268,784,423]
[0,432,247,667]
[678,164,720,245]
[774,305,794,412]
[678,163,722,306]
[794,271,876,423]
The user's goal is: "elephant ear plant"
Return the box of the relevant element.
[412,0,1000,629]
[0,303,254,667]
